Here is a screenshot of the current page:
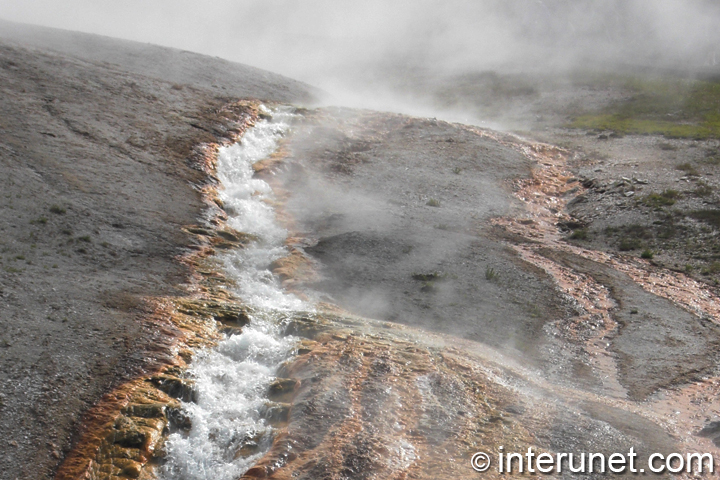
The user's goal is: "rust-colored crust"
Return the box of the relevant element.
[54,101,265,480]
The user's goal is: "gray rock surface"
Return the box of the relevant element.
[0,21,313,480]
[280,110,582,377]
[0,18,317,104]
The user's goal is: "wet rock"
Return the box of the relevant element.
[110,418,149,449]
[186,226,214,236]
[270,249,317,286]
[243,465,269,478]
[97,464,122,476]
[106,445,144,461]
[284,315,333,339]
[167,407,192,431]
[262,402,291,426]
[121,402,177,419]
[292,339,318,356]
[148,375,197,402]
[178,349,194,363]
[234,431,264,459]
[213,228,256,249]
[268,378,299,401]
[176,299,250,327]
[235,441,261,458]
[216,229,244,243]
[219,325,244,336]
[111,458,143,478]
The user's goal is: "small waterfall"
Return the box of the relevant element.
[159,107,307,480]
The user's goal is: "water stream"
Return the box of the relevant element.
[160,107,306,480]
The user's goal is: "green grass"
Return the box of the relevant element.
[641,249,654,259]
[412,272,445,281]
[412,271,448,293]
[701,261,720,275]
[693,181,714,197]
[426,198,441,207]
[640,189,680,208]
[568,75,720,139]
[621,224,651,238]
[689,209,720,228]
[676,163,699,175]
[568,228,588,240]
[49,205,66,214]
[619,238,642,251]
[485,266,498,281]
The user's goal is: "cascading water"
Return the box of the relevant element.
[159,107,306,480]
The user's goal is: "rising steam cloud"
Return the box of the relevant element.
[1,0,719,111]
[2,0,719,77]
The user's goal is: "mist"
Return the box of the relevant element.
[2,0,720,121]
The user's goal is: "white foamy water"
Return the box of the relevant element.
[160,107,306,480]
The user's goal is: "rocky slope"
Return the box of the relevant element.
[206,106,720,480]
[0,21,313,480]
[3,17,720,480]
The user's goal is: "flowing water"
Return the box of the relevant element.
[160,107,306,480]
[154,105,720,480]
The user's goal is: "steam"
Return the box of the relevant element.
[2,1,719,86]
[3,0,719,126]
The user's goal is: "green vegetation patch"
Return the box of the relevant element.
[689,209,720,228]
[49,204,66,214]
[568,75,720,139]
[619,237,643,251]
[412,272,445,282]
[676,162,699,175]
[701,261,720,276]
[568,228,588,240]
[693,181,714,197]
[640,189,680,208]
[485,266,498,281]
